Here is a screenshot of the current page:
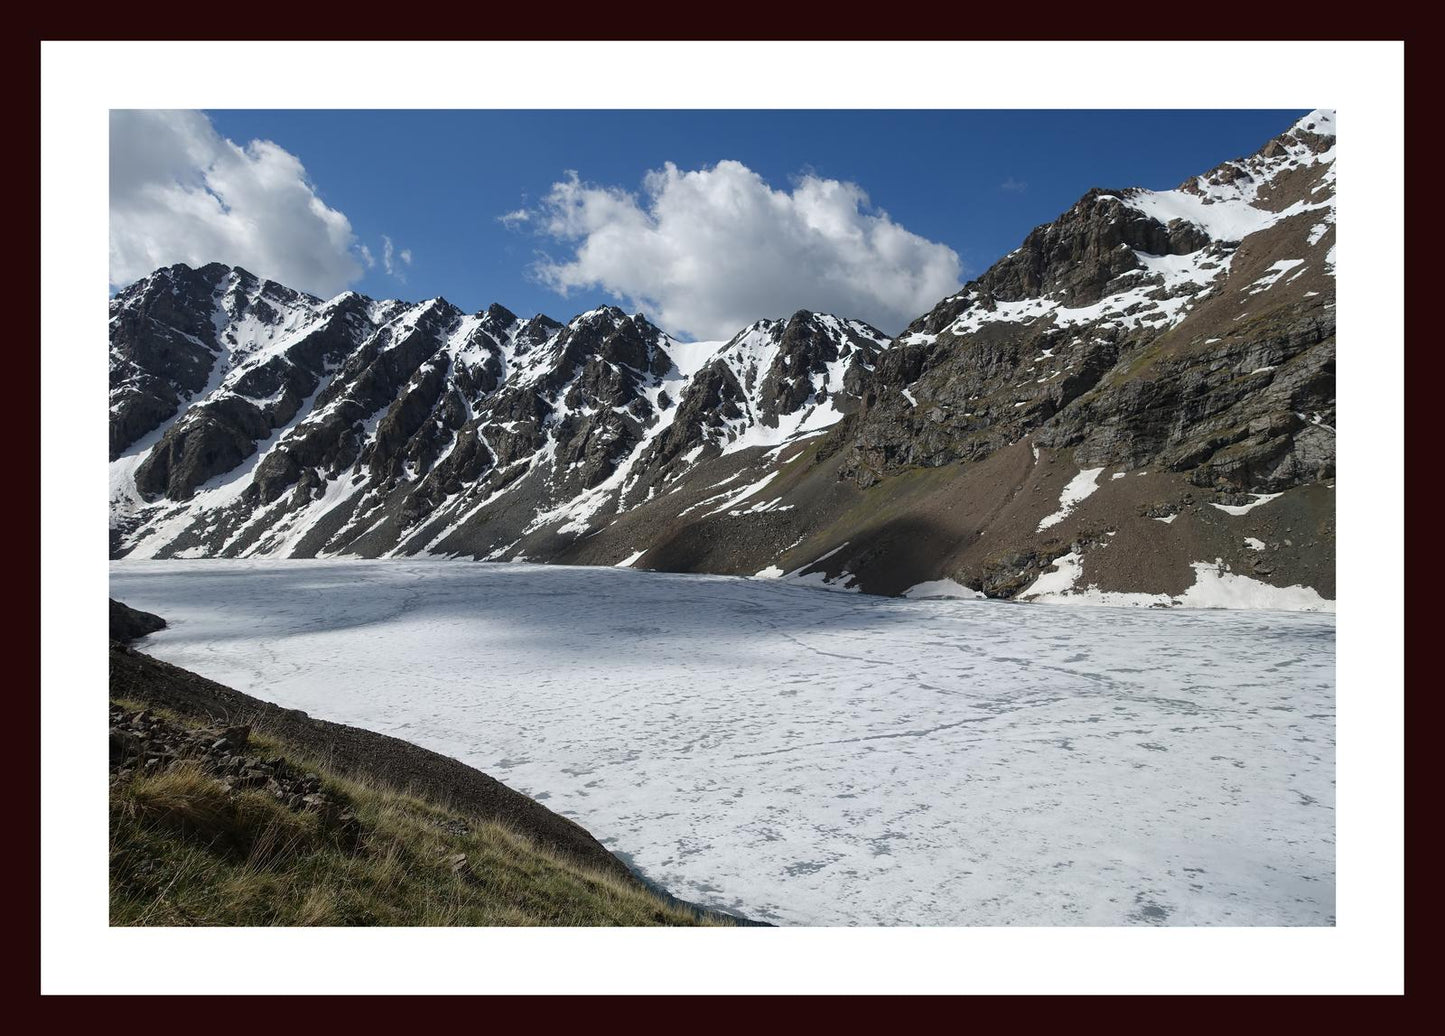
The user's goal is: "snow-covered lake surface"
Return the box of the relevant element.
[109,559,1335,926]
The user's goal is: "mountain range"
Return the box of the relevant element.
[109,109,1336,608]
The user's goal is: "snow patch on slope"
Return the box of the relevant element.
[1022,555,1332,613]
[902,578,985,600]
[1210,493,1283,516]
[1038,468,1104,531]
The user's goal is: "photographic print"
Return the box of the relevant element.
[103,103,1339,931]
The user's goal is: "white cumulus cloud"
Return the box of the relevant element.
[110,110,365,298]
[521,161,962,339]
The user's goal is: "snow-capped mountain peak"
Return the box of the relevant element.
[1291,108,1335,138]
[109,268,893,561]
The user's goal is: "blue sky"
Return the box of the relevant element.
[111,109,1306,340]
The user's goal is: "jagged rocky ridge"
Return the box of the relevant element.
[110,110,1336,608]
[111,266,889,560]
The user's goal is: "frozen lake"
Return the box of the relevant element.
[109,559,1335,926]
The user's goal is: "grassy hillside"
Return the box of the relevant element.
[110,699,718,926]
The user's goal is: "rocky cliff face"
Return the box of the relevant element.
[110,110,1336,609]
[841,110,1336,494]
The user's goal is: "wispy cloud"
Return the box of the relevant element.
[1000,177,1029,193]
[380,235,412,281]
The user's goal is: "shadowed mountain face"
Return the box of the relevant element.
[110,111,1335,607]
